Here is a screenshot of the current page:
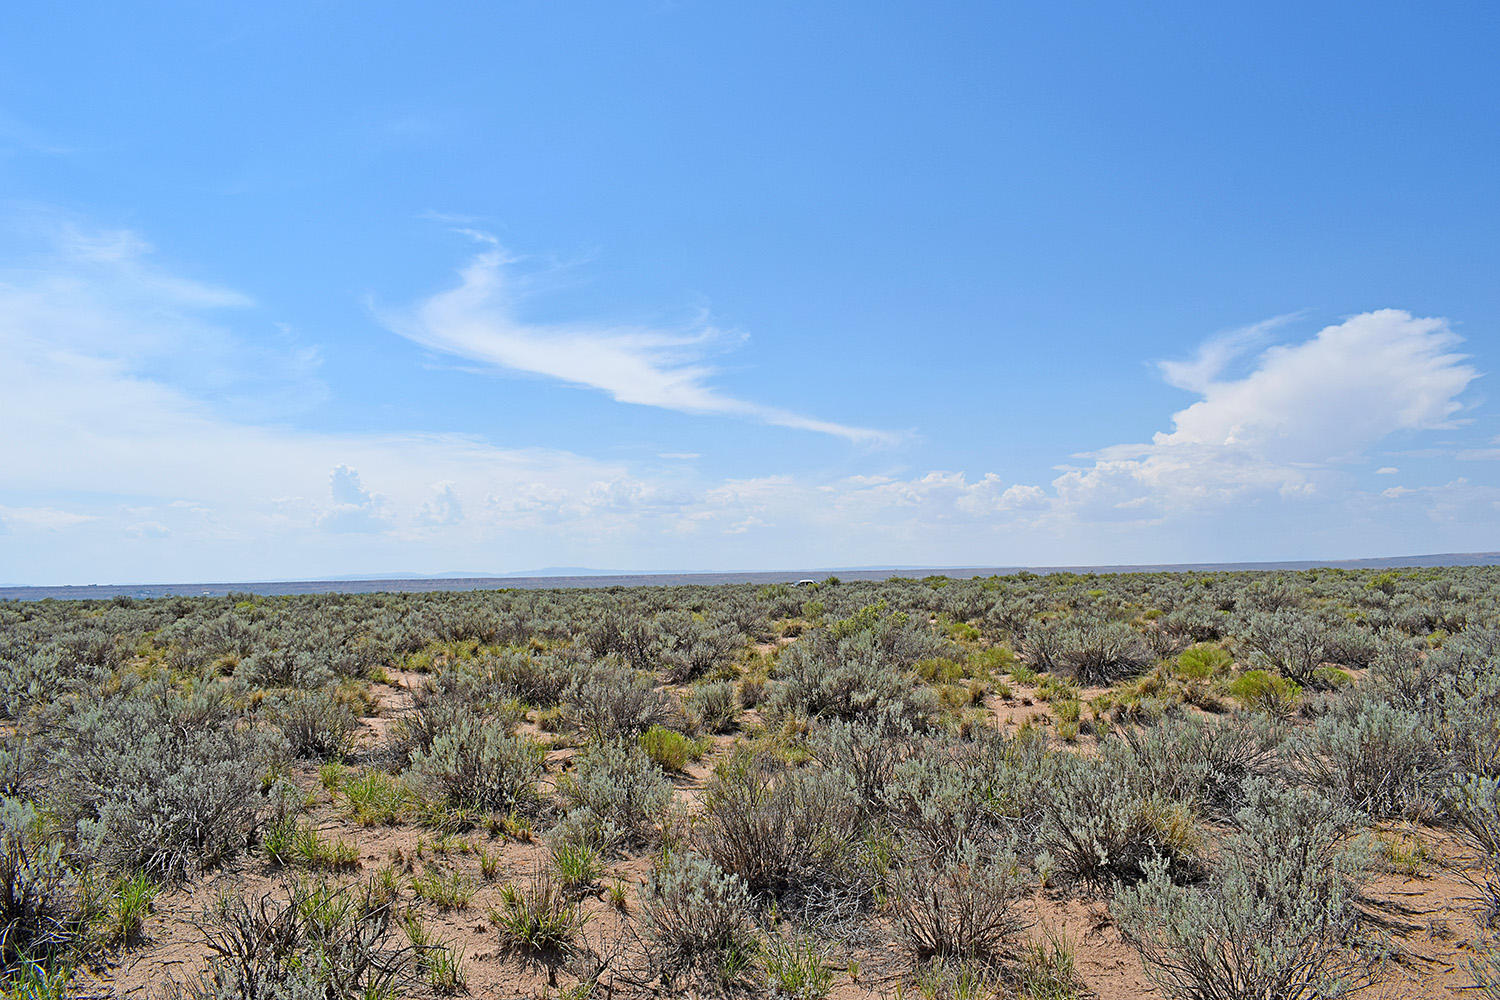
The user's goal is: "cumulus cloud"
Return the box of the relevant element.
[1050,310,1479,518]
[382,238,898,445]
[417,481,464,527]
[319,466,391,533]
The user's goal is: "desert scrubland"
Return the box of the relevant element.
[2,568,1499,999]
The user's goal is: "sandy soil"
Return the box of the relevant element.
[65,664,1498,999]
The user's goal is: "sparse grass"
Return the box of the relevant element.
[501,811,534,842]
[550,839,602,893]
[412,866,476,909]
[1380,829,1430,876]
[1036,674,1079,703]
[342,770,407,826]
[1009,663,1040,686]
[318,761,347,791]
[1019,927,1084,1000]
[760,934,833,1000]
[490,867,586,955]
[102,872,159,945]
[422,941,467,994]
[296,826,361,871]
[264,820,360,871]
[911,959,989,1000]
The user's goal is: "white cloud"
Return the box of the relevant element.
[1376,467,1399,475]
[382,238,898,445]
[319,466,392,534]
[1157,313,1301,393]
[417,481,464,527]
[0,505,97,531]
[1049,310,1479,518]
[0,220,681,572]
[0,214,1492,582]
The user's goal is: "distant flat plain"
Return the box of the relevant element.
[4,551,1498,601]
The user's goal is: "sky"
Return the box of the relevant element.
[1,1,1498,584]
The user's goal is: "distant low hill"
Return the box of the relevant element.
[3,551,1498,602]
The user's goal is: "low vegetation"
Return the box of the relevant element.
[0,566,1495,997]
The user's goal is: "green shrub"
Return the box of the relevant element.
[407,718,545,812]
[1114,779,1374,1000]
[1228,669,1302,719]
[887,838,1027,963]
[639,725,709,772]
[52,685,268,881]
[275,689,360,761]
[637,850,755,991]
[1175,644,1231,680]
[556,738,672,851]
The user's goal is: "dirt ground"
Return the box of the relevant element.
[68,671,1495,1000]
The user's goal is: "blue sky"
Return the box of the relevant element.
[2,1,1498,584]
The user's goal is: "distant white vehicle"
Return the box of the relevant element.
[793,579,817,586]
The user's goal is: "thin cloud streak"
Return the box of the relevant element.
[382,239,900,445]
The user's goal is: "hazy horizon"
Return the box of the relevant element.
[9,550,1500,598]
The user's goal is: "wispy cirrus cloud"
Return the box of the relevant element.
[380,237,899,445]
[1156,312,1302,393]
